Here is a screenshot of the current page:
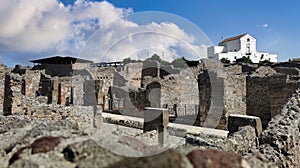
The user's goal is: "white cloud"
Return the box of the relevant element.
[0,0,209,64]
[79,19,208,62]
[0,0,131,53]
[257,23,269,28]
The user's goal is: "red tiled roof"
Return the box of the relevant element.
[219,33,248,44]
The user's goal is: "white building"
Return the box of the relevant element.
[207,34,278,63]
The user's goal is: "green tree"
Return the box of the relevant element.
[220,58,230,64]
[123,57,132,65]
[171,57,188,69]
[123,57,141,65]
[259,59,271,64]
[235,56,252,64]
[145,54,170,65]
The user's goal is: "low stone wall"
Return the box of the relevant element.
[274,66,300,76]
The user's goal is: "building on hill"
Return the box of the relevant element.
[207,34,278,63]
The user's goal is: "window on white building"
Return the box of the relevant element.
[246,43,251,55]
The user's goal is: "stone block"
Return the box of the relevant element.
[228,114,262,137]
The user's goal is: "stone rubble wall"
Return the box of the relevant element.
[24,70,43,98]
[116,62,143,90]
[274,66,300,76]
[0,64,9,115]
[3,73,23,115]
[247,89,300,167]
[160,68,199,116]
[224,65,247,116]
[246,74,300,128]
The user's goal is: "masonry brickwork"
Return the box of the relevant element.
[2,58,300,133]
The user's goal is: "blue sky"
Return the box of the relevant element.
[103,0,299,60]
[0,0,299,67]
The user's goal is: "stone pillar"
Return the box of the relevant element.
[103,95,110,111]
[144,107,169,146]
[3,73,23,115]
[93,105,102,129]
[83,80,97,106]
[51,80,59,104]
[58,83,65,105]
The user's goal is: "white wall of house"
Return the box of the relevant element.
[239,34,257,54]
[208,34,277,63]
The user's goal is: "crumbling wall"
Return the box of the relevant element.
[224,65,247,115]
[0,64,9,114]
[273,66,300,76]
[3,73,23,115]
[246,73,300,129]
[72,63,90,70]
[3,70,45,115]
[160,68,199,116]
[117,62,143,90]
[252,90,300,167]
[24,70,43,98]
[57,78,72,105]
[142,60,159,80]
[91,67,114,106]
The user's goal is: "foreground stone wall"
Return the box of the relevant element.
[247,89,300,167]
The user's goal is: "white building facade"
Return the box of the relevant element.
[207,34,278,63]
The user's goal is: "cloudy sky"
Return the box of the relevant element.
[0,0,299,67]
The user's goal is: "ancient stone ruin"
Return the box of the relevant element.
[0,56,300,167]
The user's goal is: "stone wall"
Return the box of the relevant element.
[224,65,247,115]
[24,70,43,98]
[161,68,199,116]
[250,89,300,167]
[72,63,90,70]
[246,73,300,128]
[3,73,23,115]
[274,66,300,76]
[117,62,143,90]
[141,60,159,79]
[0,64,9,114]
